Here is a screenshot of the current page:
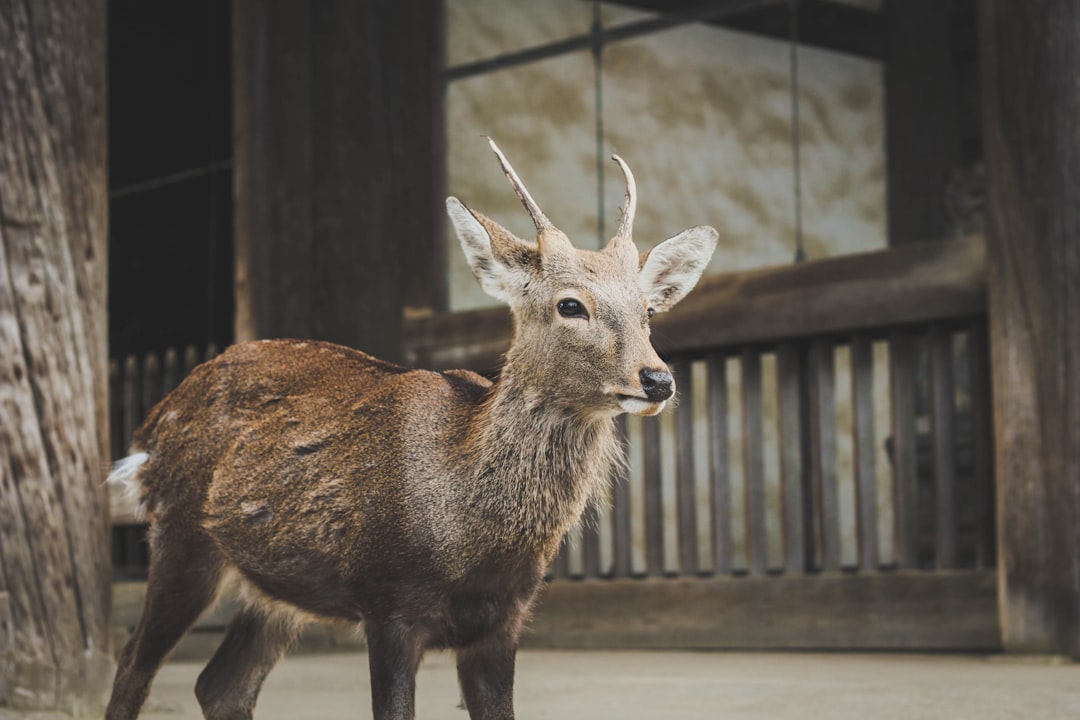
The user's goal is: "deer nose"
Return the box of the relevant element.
[639,368,675,402]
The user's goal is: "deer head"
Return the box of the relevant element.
[446,139,717,417]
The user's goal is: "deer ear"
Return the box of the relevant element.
[639,226,718,313]
[447,197,536,303]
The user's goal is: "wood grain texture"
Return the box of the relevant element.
[740,351,767,575]
[527,572,1000,650]
[888,330,919,569]
[851,336,879,571]
[0,0,113,710]
[707,353,732,575]
[808,341,839,572]
[928,324,958,569]
[673,359,698,575]
[233,0,442,359]
[776,343,806,574]
[980,0,1080,657]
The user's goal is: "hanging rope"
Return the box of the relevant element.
[789,0,806,263]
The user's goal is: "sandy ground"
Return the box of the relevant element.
[136,649,1080,720]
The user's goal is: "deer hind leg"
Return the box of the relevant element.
[105,531,225,720]
[365,620,427,720]
[195,604,304,720]
[456,631,518,720]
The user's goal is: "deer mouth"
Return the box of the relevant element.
[613,393,666,417]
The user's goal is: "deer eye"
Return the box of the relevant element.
[557,298,588,319]
[647,307,656,319]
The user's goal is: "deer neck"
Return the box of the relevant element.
[461,368,620,554]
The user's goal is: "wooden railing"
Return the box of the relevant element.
[110,235,999,649]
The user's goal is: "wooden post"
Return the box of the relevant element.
[233,0,443,362]
[0,0,114,710]
[980,0,1080,657]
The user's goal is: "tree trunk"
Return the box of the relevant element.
[0,0,113,712]
[980,0,1080,657]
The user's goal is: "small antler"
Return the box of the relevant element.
[487,137,552,232]
[612,154,637,239]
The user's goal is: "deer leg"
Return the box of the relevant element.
[194,605,303,720]
[365,620,426,720]
[456,632,517,720]
[105,534,224,720]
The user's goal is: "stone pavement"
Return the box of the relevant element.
[138,649,1079,719]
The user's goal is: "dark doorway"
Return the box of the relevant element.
[107,0,233,359]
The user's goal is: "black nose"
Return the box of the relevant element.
[639,368,674,402]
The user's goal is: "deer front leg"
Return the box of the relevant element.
[456,632,517,720]
[365,621,425,720]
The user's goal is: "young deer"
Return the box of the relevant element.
[105,140,717,720]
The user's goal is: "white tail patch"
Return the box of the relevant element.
[108,451,150,520]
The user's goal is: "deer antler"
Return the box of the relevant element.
[487,137,553,232]
[612,154,637,239]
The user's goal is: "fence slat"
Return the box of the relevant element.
[707,353,731,575]
[162,347,180,395]
[141,353,161,422]
[851,336,879,572]
[642,412,665,577]
[109,360,122,460]
[777,343,805,574]
[673,359,698,576]
[183,345,201,375]
[809,340,839,572]
[889,331,919,568]
[122,356,139,450]
[929,324,959,569]
[551,535,570,580]
[611,416,632,577]
[581,503,601,579]
[968,320,996,569]
[741,350,767,575]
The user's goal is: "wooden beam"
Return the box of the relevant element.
[608,0,884,61]
[980,0,1080,658]
[527,572,999,650]
[404,235,987,372]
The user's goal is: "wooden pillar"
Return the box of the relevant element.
[233,0,443,362]
[884,0,981,245]
[980,0,1080,657]
[0,0,114,710]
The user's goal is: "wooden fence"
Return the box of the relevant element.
[110,235,1000,649]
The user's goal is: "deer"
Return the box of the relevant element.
[104,139,717,720]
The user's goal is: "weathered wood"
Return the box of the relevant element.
[883,0,962,245]
[642,416,664,577]
[776,343,805,574]
[0,591,11,704]
[0,0,114,710]
[741,351,767,575]
[581,504,601,579]
[403,236,987,373]
[707,353,731,575]
[851,336,879,571]
[967,320,995,569]
[808,341,839,572]
[233,0,442,359]
[928,324,958,569]
[980,0,1080,657]
[889,330,919,569]
[673,359,698,575]
[528,571,1000,650]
